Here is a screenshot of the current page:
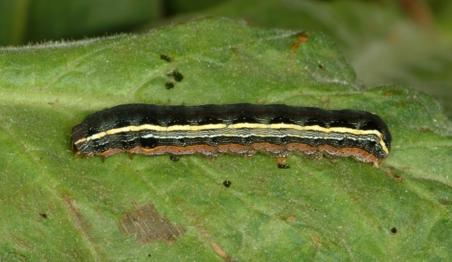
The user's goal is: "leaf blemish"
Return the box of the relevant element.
[291,32,309,53]
[63,195,96,249]
[278,163,290,169]
[160,54,172,62]
[277,156,289,169]
[165,82,175,89]
[169,155,180,161]
[168,70,184,82]
[119,203,184,244]
[211,242,232,260]
[390,227,398,234]
[383,167,404,182]
[223,180,232,188]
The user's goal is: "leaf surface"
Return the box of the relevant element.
[0,18,451,260]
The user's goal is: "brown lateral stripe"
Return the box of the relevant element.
[71,103,391,166]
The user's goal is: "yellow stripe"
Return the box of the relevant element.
[75,123,389,154]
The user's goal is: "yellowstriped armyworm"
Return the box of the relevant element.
[71,104,391,167]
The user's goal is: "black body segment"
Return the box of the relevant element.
[71,103,392,164]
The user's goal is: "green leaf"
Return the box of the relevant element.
[0,18,451,260]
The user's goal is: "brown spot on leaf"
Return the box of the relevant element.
[286,215,296,223]
[310,234,322,249]
[211,242,234,261]
[64,196,92,237]
[63,195,102,259]
[276,156,289,169]
[291,32,309,53]
[119,203,184,244]
[383,166,404,182]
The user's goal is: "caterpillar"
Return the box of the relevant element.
[71,104,391,166]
